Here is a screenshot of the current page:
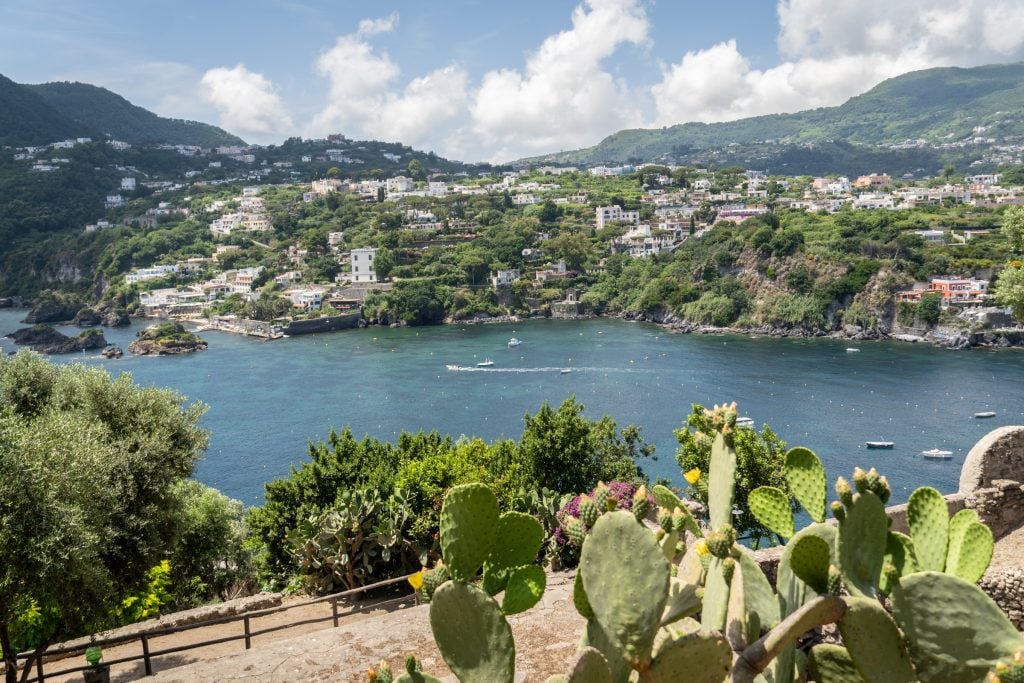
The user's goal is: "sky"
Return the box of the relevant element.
[2,0,1024,163]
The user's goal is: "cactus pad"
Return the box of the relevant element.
[808,644,865,683]
[643,632,731,683]
[701,556,731,632]
[737,550,780,628]
[748,486,795,539]
[580,511,669,670]
[837,491,888,598]
[653,485,701,536]
[573,570,594,620]
[429,581,515,683]
[564,647,611,683]
[660,577,703,626]
[708,431,737,530]
[483,511,544,595]
[892,571,1024,682]
[907,486,949,573]
[439,483,499,583]
[785,447,827,522]
[948,521,993,584]
[838,597,916,683]
[502,564,546,615]
[790,533,831,595]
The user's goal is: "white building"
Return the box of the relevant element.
[386,176,414,194]
[428,181,448,197]
[121,177,136,191]
[595,205,640,229]
[105,194,125,208]
[350,247,378,283]
[491,269,521,288]
[126,264,180,284]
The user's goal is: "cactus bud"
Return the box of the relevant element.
[852,467,868,494]
[988,649,1024,683]
[633,485,650,521]
[831,500,846,522]
[658,508,674,533]
[405,655,418,674]
[722,557,736,584]
[706,530,732,559]
[882,562,900,588]
[565,516,586,546]
[656,528,666,541]
[836,477,854,507]
[827,564,842,596]
[672,507,688,534]
[579,494,599,528]
[877,475,892,504]
[593,482,610,512]
[676,541,686,556]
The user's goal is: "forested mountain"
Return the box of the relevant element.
[523,63,1024,170]
[28,81,244,147]
[0,73,244,148]
[0,73,95,146]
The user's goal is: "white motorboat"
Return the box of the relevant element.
[974,411,996,418]
[476,359,495,367]
[866,441,895,449]
[921,448,953,459]
[560,368,572,374]
[736,416,755,428]
[846,348,860,353]
[508,337,522,347]
[446,364,464,371]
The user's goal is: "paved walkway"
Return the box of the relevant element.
[147,573,582,683]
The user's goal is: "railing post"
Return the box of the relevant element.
[35,653,44,683]
[243,615,252,650]
[332,598,339,628]
[141,634,153,676]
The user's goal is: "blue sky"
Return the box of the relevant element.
[2,0,1023,161]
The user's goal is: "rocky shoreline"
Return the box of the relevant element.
[6,324,109,354]
[128,322,207,355]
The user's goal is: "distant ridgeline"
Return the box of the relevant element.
[519,62,1024,175]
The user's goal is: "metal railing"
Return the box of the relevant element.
[7,573,416,683]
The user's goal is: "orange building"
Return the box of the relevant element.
[897,278,989,304]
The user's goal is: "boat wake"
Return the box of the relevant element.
[446,366,652,374]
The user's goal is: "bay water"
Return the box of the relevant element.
[2,309,1022,507]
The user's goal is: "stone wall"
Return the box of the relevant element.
[960,425,1024,494]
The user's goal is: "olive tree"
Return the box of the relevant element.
[0,353,207,682]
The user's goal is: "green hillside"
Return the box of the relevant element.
[0,73,94,146]
[28,81,245,147]
[524,63,1024,167]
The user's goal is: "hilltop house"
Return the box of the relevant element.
[350,247,378,283]
[897,278,990,306]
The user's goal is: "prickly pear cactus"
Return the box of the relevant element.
[579,510,669,671]
[651,484,701,536]
[789,533,831,595]
[837,490,888,598]
[838,597,915,683]
[784,447,827,522]
[892,571,1024,683]
[808,644,864,683]
[748,486,795,539]
[429,581,515,683]
[483,511,544,595]
[501,564,545,615]
[439,483,499,582]
[707,431,737,530]
[643,631,731,683]
[906,486,949,573]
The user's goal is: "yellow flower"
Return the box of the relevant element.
[684,468,701,485]
[408,569,424,591]
[695,539,710,556]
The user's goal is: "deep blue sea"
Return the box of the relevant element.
[2,309,1022,507]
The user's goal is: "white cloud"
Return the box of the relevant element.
[357,13,398,37]
[200,64,293,137]
[308,14,469,153]
[469,0,649,161]
[651,0,1024,127]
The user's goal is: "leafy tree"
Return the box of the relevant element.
[1001,205,1024,254]
[544,233,591,271]
[994,262,1024,321]
[515,397,652,495]
[373,248,395,281]
[675,403,789,547]
[0,353,207,681]
[918,291,943,325]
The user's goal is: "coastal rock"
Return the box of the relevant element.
[128,322,207,356]
[7,325,107,354]
[102,345,124,359]
[101,307,131,327]
[23,293,85,324]
[73,303,131,328]
[72,307,102,327]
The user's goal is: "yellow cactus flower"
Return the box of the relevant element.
[685,468,701,485]
[407,569,424,591]
[695,539,710,556]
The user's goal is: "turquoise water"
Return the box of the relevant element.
[2,309,1023,507]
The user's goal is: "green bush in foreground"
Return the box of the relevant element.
[400,403,1019,683]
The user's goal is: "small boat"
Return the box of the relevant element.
[476,359,495,367]
[921,448,953,459]
[736,416,755,428]
[974,411,996,418]
[866,441,895,449]
[846,348,860,353]
[446,364,463,371]
[507,337,522,347]
[560,368,572,374]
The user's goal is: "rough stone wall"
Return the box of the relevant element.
[981,569,1024,629]
[960,426,1024,493]
[966,480,1024,539]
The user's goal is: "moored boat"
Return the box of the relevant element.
[974,411,996,418]
[560,368,572,374]
[921,448,953,459]
[476,359,495,367]
[508,337,522,347]
[846,348,860,353]
[866,441,895,449]
[736,416,755,428]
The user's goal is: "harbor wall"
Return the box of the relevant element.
[282,312,361,336]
